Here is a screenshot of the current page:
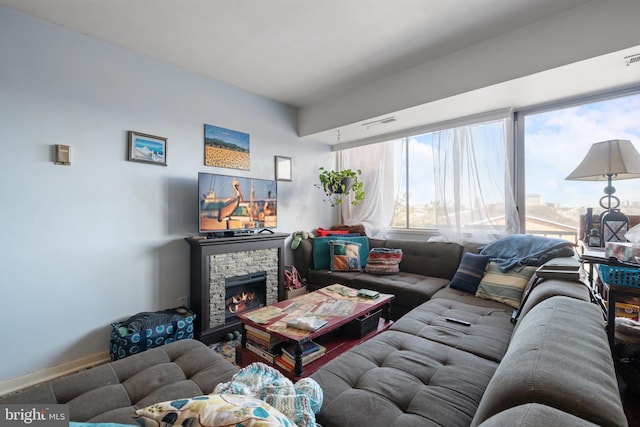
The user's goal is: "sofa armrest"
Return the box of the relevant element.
[293,239,314,281]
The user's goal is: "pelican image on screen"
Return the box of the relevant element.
[198,172,277,234]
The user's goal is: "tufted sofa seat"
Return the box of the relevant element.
[0,339,239,424]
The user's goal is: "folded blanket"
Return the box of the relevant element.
[214,362,323,427]
[479,234,575,272]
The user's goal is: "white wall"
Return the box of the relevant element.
[0,7,334,381]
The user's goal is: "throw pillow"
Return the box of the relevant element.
[134,394,295,427]
[449,252,490,293]
[475,262,537,308]
[312,236,369,270]
[364,248,403,275]
[330,241,362,271]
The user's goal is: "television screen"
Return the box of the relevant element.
[198,172,277,234]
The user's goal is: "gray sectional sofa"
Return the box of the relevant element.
[295,237,628,426]
[1,236,628,426]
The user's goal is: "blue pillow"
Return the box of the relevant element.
[312,236,369,270]
[449,252,490,294]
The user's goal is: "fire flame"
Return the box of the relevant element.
[228,290,256,314]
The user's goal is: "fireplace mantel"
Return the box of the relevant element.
[185,233,288,344]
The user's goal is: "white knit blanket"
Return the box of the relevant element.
[214,362,323,427]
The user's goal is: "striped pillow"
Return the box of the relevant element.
[475,263,537,308]
[449,252,490,293]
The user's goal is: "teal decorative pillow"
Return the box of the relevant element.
[312,236,369,270]
[134,394,295,427]
[330,241,362,271]
[449,252,490,293]
[475,263,537,308]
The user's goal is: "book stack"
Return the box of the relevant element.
[244,325,283,363]
[275,341,326,372]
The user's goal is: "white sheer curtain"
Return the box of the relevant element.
[340,140,403,238]
[338,114,519,242]
[430,119,519,243]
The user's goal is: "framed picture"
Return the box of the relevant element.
[275,155,292,181]
[127,131,167,166]
[204,124,250,170]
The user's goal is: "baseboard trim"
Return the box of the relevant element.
[0,351,110,396]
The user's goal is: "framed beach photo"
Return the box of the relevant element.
[204,124,250,170]
[127,131,167,166]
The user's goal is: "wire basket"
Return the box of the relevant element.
[598,265,640,288]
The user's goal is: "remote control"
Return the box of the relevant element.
[445,317,471,326]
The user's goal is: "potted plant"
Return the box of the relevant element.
[316,167,365,207]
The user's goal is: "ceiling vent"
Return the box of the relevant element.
[362,116,397,129]
[624,54,640,66]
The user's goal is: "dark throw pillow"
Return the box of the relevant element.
[449,252,490,293]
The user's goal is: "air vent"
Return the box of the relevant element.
[362,116,397,129]
[624,54,640,66]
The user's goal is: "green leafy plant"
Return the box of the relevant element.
[316,167,365,207]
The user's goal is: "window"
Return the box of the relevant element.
[521,90,640,242]
[342,112,518,241]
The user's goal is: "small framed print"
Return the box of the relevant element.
[275,155,292,181]
[127,131,167,166]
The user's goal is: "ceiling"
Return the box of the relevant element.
[2,0,639,144]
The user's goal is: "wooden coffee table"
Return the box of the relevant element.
[236,284,394,379]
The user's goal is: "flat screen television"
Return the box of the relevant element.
[198,172,277,235]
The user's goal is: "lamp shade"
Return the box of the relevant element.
[566,139,640,181]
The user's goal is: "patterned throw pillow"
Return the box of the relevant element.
[449,252,490,293]
[329,241,362,271]
[134,394,295,427]
[364,248,403,275]
[475,262,537,308]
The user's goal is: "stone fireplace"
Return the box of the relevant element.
[186,233,287,344]
[208,250,278,329]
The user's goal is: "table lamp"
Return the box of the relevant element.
[566,139,640,245]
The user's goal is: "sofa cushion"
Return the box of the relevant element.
[449,252,490,293]
[383,240,463,279]
[392,297,514,363]
[312,236,369,270]
[470,297,627,427]
[311,329,499,427]
[475,263,536,308]
[306,270,361,290]
[352,273,449,312]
